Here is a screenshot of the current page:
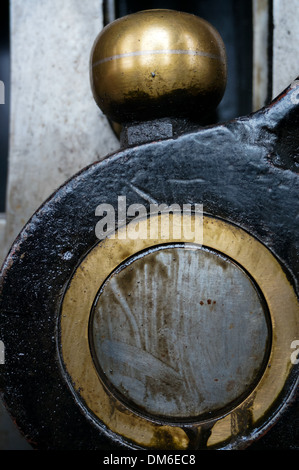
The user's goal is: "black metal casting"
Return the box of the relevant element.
[0,80,298,450]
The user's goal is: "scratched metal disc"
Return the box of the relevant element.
[90,244,270,421]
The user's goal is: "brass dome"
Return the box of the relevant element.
[90,9,227,123]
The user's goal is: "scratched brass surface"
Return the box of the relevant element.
[90,9,227,123]
[60,215,299,449]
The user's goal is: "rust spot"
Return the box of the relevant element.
[200,301,204,305]
[231,392,256,436]
[226,380,235,392]
[149,427,189,450]
[184,424,214,450]
[207,299,212,305]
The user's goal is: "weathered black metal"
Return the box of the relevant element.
[0,80,298,450]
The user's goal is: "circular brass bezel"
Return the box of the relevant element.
[59,214,299,450]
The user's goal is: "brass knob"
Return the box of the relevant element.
[90,9,227,124]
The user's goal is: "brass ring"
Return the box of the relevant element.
[59,214,298,449]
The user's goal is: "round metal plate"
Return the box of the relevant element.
[60,214,298,450]
[90,243,270,421]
